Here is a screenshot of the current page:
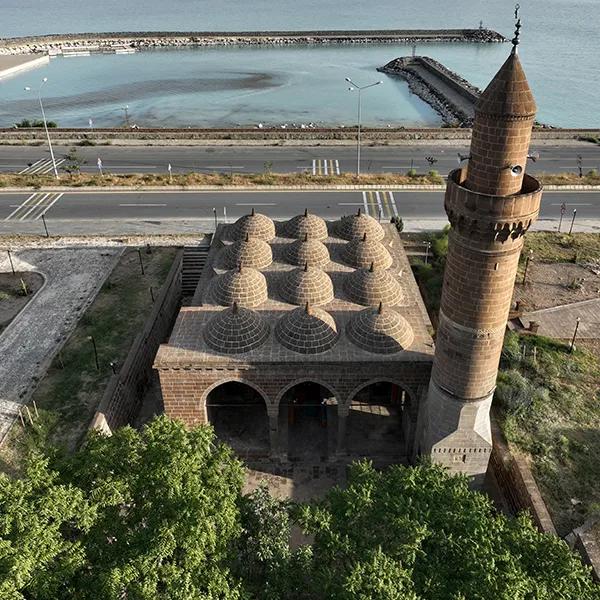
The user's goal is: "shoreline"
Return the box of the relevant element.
[0,28,506,55]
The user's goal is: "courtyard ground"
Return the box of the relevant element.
[0,246,178,473]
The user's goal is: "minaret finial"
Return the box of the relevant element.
[245,231,249,242]
[305,301,310,315]
[251,207,255,216]
[362,232,367,242]
[512,4,521,53]
[304,208,308,217]
[369,261,375,273]
[304,232,309,242]
[232,301,239,314]
[304,261,309,272]
[378,301,383,314]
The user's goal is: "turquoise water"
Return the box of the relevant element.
[0,0,598,127]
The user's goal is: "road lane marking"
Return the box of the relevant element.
[550,203,592,206]
[389,191,399,217]
[20,193,52,220]
[32,193,63,220]
[235,203,277,206]
[312,159,340,176]
[4,192,39,220]
[119,203,168,207]
[18,158,46,174]
[375,191,384,220]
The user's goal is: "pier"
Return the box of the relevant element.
[378,56,482,127]
[0,29,506,55]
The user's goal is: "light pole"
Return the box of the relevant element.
[122,105,130,128]
[24,78,58,179]
[345,77,382,177]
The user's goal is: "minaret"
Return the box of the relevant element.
[419,19,543,483]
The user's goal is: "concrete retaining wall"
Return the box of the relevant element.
[89,249,183,434]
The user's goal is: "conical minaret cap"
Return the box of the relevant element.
[475,51,536,118]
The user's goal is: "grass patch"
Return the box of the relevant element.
[523,232,600,263]
[0,247,178,474]
[495,332,600,535]
[0,171,597,189]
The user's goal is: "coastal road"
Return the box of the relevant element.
[1,189,599,234]
[0,144,599,177]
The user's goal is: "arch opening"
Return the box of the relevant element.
[278,382,338,461]
[206,381,269,457]
[346,382,411,459]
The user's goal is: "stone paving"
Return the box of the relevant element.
[521,297,600,339]
[0,248,123,442]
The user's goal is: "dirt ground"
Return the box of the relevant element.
[0,272,44,334]
[513,261,600,312]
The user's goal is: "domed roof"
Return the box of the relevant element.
[347,303,414,354]
[222,233,273,270]
[212,266,268,308]
[342,233,392,269]
[204,303,270,354]
[230,208,275,241]
[276,303,338,354]
[345,262,404,306]
[338,208,384,241]
[285,234,330,268]
[279,264,334,306]
[284,209,329,240]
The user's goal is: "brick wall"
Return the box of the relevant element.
[90,249,183,433]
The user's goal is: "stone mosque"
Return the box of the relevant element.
[155,26,542,481]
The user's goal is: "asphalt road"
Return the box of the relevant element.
[1,143,599,177]
[1,189,599,227]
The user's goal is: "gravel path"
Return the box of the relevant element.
[0,248,122,442]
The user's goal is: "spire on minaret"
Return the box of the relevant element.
[512,4,521,53]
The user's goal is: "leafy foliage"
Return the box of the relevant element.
[284,461,600,600]
[1,420,598,599]
[1,417,245,600]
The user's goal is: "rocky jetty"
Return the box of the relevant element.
[0,29,506,55]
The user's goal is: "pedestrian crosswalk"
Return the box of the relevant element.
[4,192,64,221]
[19,157,65,175]
[312,159,340,176]
[362,191,399,221]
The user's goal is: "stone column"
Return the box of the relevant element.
[267,405,284,461]
[336,404,349,457]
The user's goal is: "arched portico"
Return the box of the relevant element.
[277,379,339,462]
[205,380,270,458]
[343,379,415,459]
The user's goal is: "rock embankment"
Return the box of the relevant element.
[378,56,482,127]
[0,29,506,55]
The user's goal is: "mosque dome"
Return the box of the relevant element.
[279,264,334,306]
[284,209,329,240]
[342,233,392,269]
[345,262,404,306]
[285,234,330,268]
[229,208,275,241]
[347,303,414,354]
[212,266,268,308]
[222,233,273,270]
[204,303,270,354]
[337,208,384,241]
[276,303,338,354]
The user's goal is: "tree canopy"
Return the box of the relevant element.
[1,416,598,599]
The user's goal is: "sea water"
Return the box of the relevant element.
[0,0,597,127]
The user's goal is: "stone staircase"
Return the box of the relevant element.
[182,242,210,297]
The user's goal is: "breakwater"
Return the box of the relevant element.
[0,29,505,55]
[378,56,482,127]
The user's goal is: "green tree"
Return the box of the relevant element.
[62,147,86,177]
[1,417,246,600]
[283,461,600,600]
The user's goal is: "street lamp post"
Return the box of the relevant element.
[122,105,130,128]
[24,78,58,179]
[345,77,382,177]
